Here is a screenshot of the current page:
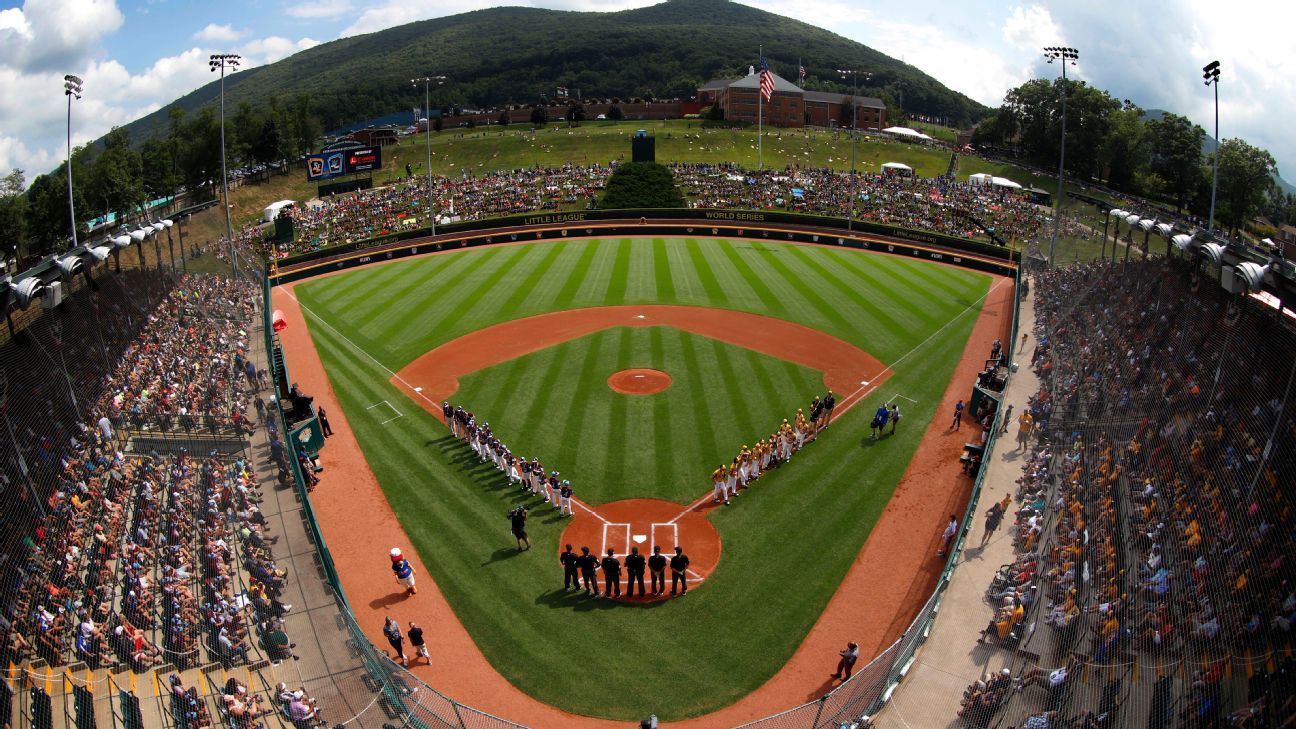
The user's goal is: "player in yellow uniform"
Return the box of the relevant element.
[711,464,728,504]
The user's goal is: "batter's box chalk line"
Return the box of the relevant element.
[601,523,631,557]
[887,393,919,404]
[366,399,404,425]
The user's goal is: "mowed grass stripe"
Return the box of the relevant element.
[494,241,569,317]
[677,330,722,463]
[555,331,614,473]
[648,327,677,493]
[684,238,728,305]
[697,240,763,313]
[570,239,621,306]
[551,240,602,309]
[605,239,633,304]
[651,239,676,302]
[714,240,786,315]
[708,338,758,444]
[824,251,959,328]
[412,246,534,350]
[782,244,915,337]
[623,238,657,303]
[885,255,986,305]
[364,245,509,344]
[603,328,635,497]
[351,254,460,324]
[750,242,858,340]
[349,248,484,327]
[515,340,574,445]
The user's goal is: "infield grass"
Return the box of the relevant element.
[293,237,992,720]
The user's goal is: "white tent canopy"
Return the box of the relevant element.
[968,173,993,186]
[881,126,933,141]
[263,200,296,224]
[880,162,913,172]
[990,176,1022,189]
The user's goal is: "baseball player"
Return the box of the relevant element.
[390,548,417,595]
[442,402,455,436]
[559,481,574,516]
[712,464,727,504]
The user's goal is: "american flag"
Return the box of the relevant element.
[799,63,806,82]
[759,55,775,102]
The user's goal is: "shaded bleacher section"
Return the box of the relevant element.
[959,258,1296,728]
[0,259,395,729]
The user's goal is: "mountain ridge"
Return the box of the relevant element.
[106,0,987,150]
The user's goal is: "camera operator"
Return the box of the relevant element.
[509,506,531,551]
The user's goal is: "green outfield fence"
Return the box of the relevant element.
[261,220,1023,729]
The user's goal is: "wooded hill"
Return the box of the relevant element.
[112,0,987,146]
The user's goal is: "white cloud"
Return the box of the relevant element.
[1002,5,1061,52]
[0,0,124,72]
[285,0,355,19]
[193,23,247,43]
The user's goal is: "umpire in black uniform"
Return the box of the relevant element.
[648,546,667,595]
[560,544,579,590]
[600,549,622,598]
[624,547,646,598]
[670,546,690,596]
[577,547,600,595]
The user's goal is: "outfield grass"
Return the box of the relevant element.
[294,239,989,720]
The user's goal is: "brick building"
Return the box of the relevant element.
[698,71,887,129]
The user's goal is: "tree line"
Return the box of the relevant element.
[0,96,320,262]
[974,78,1294,236]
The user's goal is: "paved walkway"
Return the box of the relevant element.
[875,286,1040,729]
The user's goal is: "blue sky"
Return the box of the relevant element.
[1,0,1293,186]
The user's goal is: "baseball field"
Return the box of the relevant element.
[280,235,999,721]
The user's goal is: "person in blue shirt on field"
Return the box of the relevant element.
[871,404,890,439]
[390,548,417,595]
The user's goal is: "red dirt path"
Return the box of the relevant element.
[392,305,886,414]
[607,368,672,395]
[556,498,721,602]
[272,272,1012,728]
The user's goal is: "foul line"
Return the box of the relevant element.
[283,287,611,525]
[666,278,1008,525]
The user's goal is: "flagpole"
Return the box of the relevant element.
[758,45,764,171]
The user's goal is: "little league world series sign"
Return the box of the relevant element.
[306,143,383,182]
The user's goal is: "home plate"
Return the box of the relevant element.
[632,534,648,544]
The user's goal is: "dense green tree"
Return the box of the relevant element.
[497,110,511,126]
[85,127,145,223]
[530,106,547,125]
[1146,112,1205,212]
[1101,104,1149,192]
[0,170,29,259]
[607,105,624,121]
[566,104,585,123]
[1212,138,1277,234]
[601,161,685,209]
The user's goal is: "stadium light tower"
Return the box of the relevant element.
[63,74,83,249]
[1203,61,1221,233]
[412,75,446,236]
[837,69,870,232]
[209,53,241,275]
[1044,46,1078,268]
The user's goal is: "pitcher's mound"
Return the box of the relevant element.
[558,498,720,602]
[607,368,672,395]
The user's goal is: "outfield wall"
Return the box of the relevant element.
[265,219,1022,729]
[270,208,1019,285]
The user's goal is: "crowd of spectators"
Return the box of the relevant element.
[964,259,1296,727]
[206,159,1053,266]
[671,162,1048,244]
[0,268,300,703]
[96,274,260,435]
